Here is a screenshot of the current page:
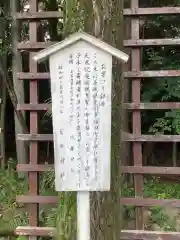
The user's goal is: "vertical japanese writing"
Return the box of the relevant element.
[69,54,74,124]
[58,64,65,180]
[84,53,91,184]
[92,53,99,181]
[58,64,64,114]
[100,63,107,107]
[76,52,82,187]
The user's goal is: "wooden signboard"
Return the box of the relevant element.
[50,40,112,191]
[34,31,128,240]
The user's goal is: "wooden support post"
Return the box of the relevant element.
[29,1,38,239]
[131,0,144,229]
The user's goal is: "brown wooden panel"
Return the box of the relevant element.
[121,230,180,240]
[125,70,180,78]
[14,228,180,239]
[17,42,56,49]
[17,70,180,80]
[18,132,180,142]
[17,134,53,141]
[124,39,180,46]
[121,166,180,175]
[124,7,180,16]
[123,102,180,109]
[17,39,180,49]
[16,195,57,204]
[15,226,55,237]
[17,72,50,79]
[15,227,55,237]
[16,11,62,19]
[28,0,39,226]
[123,132,180,142]
[130,0,143,229]
[17,164,53,172]
[120,197,180,208]
[17,104,50,111]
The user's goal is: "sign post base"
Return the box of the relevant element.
[77,191,90,240]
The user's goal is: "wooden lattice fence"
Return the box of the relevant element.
[13,0,180,239]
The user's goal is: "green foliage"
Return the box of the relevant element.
[0,160,76,239]
[141,10,180,135]
[122,177,180,231]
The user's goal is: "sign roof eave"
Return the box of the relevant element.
[33,31,129,63]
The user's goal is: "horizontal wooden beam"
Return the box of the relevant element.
[17,39,180,50]
[120,197,180,207]
[17,195,180,207]
[15,227,55,237]
[17,164,180,176]
[17,72,50,79]
[16,11,62,19]
[121,230,180,240]
[17,102,180,111]
[16,195,57,204]
[125,70,180,78]
[121,166,180,175]
[17,164,53,172]
[124,7,180,16]
[17,70,180,80]
[17,134,53,141]
[17,42,56,49]
[122,132,180,142]
[124,38,180,47]
[17,104,50,111]
[124,102,180,109]
[17,133,180,142]
[14,227,180,239]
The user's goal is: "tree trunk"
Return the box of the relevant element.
[55,2,95,240]
[10,0,28,168]
[56,1,125,239]
[90,1,125,239]
[0,1,8,167]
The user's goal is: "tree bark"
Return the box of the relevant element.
[10,0,28,168]
[90,1,125,239]
[0,1,8,167]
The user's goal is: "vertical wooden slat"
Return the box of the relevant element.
[29,0,38,227]
[131,0,144,229]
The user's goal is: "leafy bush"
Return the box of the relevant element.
[122,177,180,231]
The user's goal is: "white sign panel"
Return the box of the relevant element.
[49,40,112,191]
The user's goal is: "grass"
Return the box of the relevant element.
[1,160,180,233]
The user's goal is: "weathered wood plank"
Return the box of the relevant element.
[123,102,180,109]
[125,70,180,78]
[15,227,55,237]
[17,164,53,172]
[17,164,180,175]
[17,104,50,111]
[17,39,180,49]
[18,133,180,142]
[121,197,180,207]
[16,195,57,204]
[16,11,62,19]
[17,70,180,80]
[124,38,180,46]
[123,132,180,142]
[121,166,180,175]
[17,72,50,79]
[121,230,180,240]
[14,227,180,239]
[17,134,53,141]
[124,7,180,16]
